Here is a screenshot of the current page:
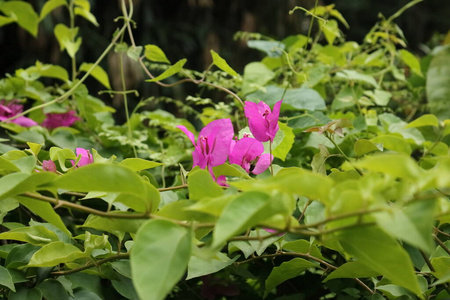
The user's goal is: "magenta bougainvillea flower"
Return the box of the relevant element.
[229,137,272,175]
[177,119,234,179]
[42,160,57,173]
[41,111,80,129]
[71,148,94,168]
[244,100,282,142]
[0,100,37,127]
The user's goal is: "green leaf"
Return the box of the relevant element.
[270,122,294,161]
[264,258,317,297]
[53,164,147,196]
[81,214,145,235]
[0,1,39,36]
[336,70,378,88]
[404,114,439,128]
[354,153,421,179]
[247,40,285,57]
[37,279,70,300]
[146,59,187,82]
[211,191,272,249]
[370,134,412,154]
[33,63,69,82]
[0,15,14,27]
[0,172,57,200]
[241,62,275,95]
[144,44,170,64]
[282,239,324,260]
[127,46,142,61]
[0,156,21,172]
[54,24,81,58]
[15,195,71,237]
[6,244,40,269]
[426,46,450,121]
[74,6,98,26]
[247,85,326,111]
[212,163,251,179]
[188,168,223,201]
[210,50,238,77]
[79,63,111,89]
[324,260,381,282]
[0,225,59,246]
[39,0,67,21]
[0,265,15,291]
[364,89,392,106]
[119,158,162,172]
[131,219,191,300]
[399,49,422,76]
[9,287,42,300]
[338,226,422,296]
[354,139,381,156]
[27,241,86,267]
[186,252,239,280]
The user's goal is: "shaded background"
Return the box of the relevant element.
[1,0,449,112]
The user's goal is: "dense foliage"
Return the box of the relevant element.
[0,0,449,299]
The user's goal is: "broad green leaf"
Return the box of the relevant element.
[338,226,422,296]
[144,44,170,64]
[248,229,283,256]
[211,191,272,249]
[15,195,71,237]
[0,172,57,200]
[0,15,14,26]
[186,252,239,280]
[188,168,223,201]
[399,49,422,76]
[0,156,21,172]
[264,258,317,297]
[270,122,294,161]
[247,85,326,111]
[354,153,420,179]
[119,158,162,172]
[6,244,40,269]
[322,19,340,45]
[431,257,450,281]
[210,50,238,77]
[72,289,102,300]
[53,164,147,196]
[146,59,187,82]
[74,6,98,26]
[37,279,70,300]
[426,46,450,121]
[9,287,42,300]
[336,70,378,88]
[26,142,42,156]
[79,63,111,89]
[212,163,251,179]
[404,114,439,128]
[247,40,285,57]
[0,1,39,36]
[9,131,45,145]
[0,265,16,291]
[0,197,19,223]
[54,24,81,58]
[282,239,324,260]
[113,183,160,213]
[81,214,145,235]
[111,260,132,278]
[241,62,275,95]
[39,0,67,21]
[364,89,392,106]
[0,225,59,246]
[376,200,435,253]
[354,139,381,156]
[370,134,412,154]
[324,260,381,282]
[127,46,142,61]
[131,219,191,300]
[27,241,86,267]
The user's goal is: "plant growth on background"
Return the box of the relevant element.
[0,0,449,299]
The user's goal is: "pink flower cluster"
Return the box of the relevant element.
[178,100,282,184]
[0,100,79,129]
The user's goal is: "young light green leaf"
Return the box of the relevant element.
[39,0,67,21]
[15,195,72,237]
[0,1,39,36]
[144,44,170,64]
[338,226,422,296]
[404,114,439,128]
[74,7,98,26]
[54,24,82,58]
[212,163,251,180]
[370,134,412,154]
[0,15,15,27]
[79,63,111,89]
[399,49,422,76]
[119,158,162,172]
[27,241,86,267]
[0,226,59,246]
[81,214,145,235]
[354,153,421,179]
[354,139,381,156]
[323,260,381,282]
[210,50,238,77]
[188,168,223,201]
[270,122,294,161]
[127,46,142,61]
[131,220,191,300]
[0,172,57,200]
[211,191,272,249]
[186,252,239,280]
[0,265,16,291]
[264,258,317,298]
[336,70,378,88]
[146,59,187,82]
[282,239,324,260]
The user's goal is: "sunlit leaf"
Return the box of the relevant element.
[210,50,238,77]
[79,63,111,89]
[146,59,187,82]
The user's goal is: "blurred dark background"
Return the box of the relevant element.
[1,0,449,110]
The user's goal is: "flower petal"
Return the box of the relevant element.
[252,153,273,174]
[177,125,197,146]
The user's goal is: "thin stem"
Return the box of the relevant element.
[298,198,312,222]
[326,133,364,176]
[1,24,128,124]
[433,234,450,255]
[269,141,274,175]
[69,0,77,83]
[51,253,130,276]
